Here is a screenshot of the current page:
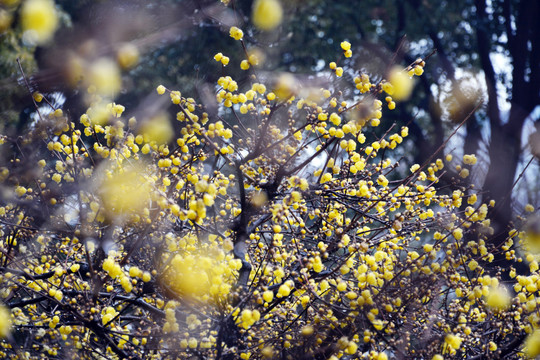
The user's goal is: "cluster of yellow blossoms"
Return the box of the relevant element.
[1,2,539,359]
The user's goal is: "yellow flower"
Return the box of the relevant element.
[340,41,351,51]
[277,283,291,297]
[452,228,463,240]
[377,175,389,187]
[444,334,462,351]
[463,154,477,165]
[15,186,27,197]
[240,60,250,70]
[467,259,478,271]
[156,85,166,95]
[252,0,283,31]
[142,272,151,282]
[188,337,198,348]
[32,92,43,102]
[262,290,273,302]
[229,26,244,40]
[345,341,357,355]
[21,0,58,44]
[320,172,332,184]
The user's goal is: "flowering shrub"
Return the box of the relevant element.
[0,1,539,359]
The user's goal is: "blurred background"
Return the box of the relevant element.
[1,0,538,266]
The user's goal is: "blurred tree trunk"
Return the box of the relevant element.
[476,0,539,272]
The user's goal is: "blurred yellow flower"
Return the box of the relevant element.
[0,304,11,338]
[116,43,139,70]
[273,73,296,100]
[388,66,414,101]
[0,9,13,33]
[524,216,540,254]
[252,0,282,31]
[139,113,173,145]
[484,285,511,310]
[525,329,540,358]
[87,58,122,96]
[96,162,152,219]
[21,0,58,44]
